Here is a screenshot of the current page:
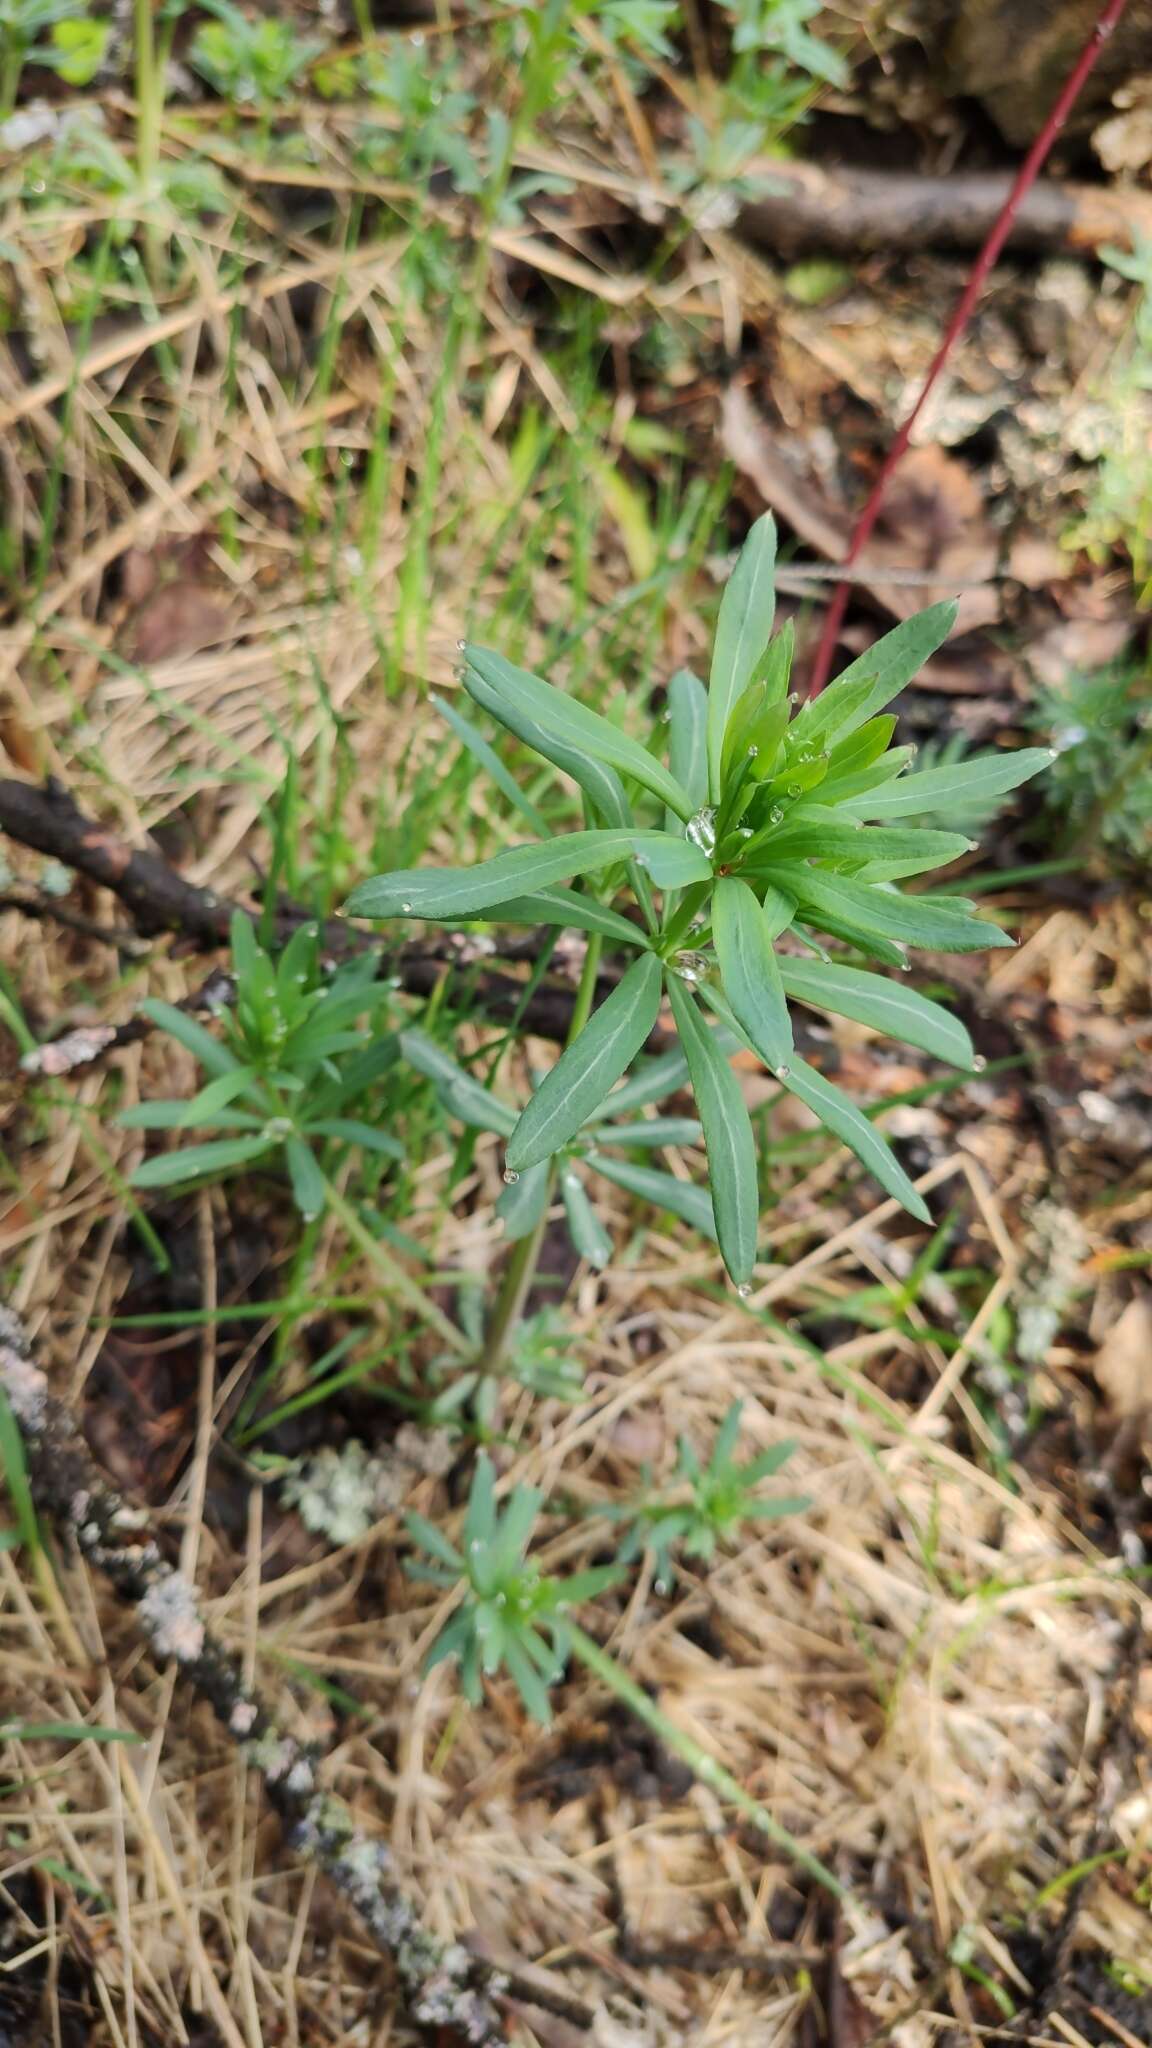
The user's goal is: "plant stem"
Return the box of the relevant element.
[566,1620,846,1900]
[805,0,1133,696]
[320,1176,470,1354]
[479,932,604,1379]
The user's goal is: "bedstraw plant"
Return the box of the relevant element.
[348,515,1052,1297]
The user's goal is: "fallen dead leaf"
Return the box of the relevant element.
[1094,1295,1152,1421]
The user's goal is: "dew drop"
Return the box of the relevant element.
[738,826,753,839]
[653,1578,668,1596]
[972,1053,987,1072]
[401,901,413,913]
[503,1167,520,1185]
[685,806,717,857]
[469,1538,484,1554]
[900,958,913,972]
[768,804,784,825]
[736,1282,752,1299]
[456,638,466,651]
[788,691,799,706]
[747,744,758,758]
[774,1063,790,1080]
[1047,747,1059,759]
[786,784,801,800]
[660,707,672,723]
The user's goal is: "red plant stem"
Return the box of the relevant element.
[806,0,1132,694]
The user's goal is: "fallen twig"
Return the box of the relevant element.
[0,778,625,1060]
[738,162,1152,260]
[0,1305,594,2042]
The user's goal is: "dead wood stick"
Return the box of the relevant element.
[737,161,1152,260]
[0,777,610,1062]
[0,1305,594,2040]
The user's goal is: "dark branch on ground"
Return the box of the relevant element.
[0,776,632,1064]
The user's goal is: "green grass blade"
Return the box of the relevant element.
[707,514,776,802]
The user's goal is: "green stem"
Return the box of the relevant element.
[320,1176,470,1355]
[566,1620,847,1900]
[479,931,604,1380]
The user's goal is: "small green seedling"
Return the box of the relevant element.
[405,1452,843,1894]
[613,1400,808,1584]
[348,515,1052,1288]
[406,1453,620,1725]
[432,1301,585,1427]
[120,913,402,1220]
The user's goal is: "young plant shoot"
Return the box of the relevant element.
[347,516,1051,1288]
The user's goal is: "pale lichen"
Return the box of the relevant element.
[138,1570,205,1662]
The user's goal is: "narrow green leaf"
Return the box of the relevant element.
[838,747,1054,820]
[346,830,707,921]
[433,693,548,834]
[560,1169,613,1268]
[598,1116,703,1149]
[584,1046,691,1121]
[762,867,1015,953]
[178,1067,257,1127]
[464,646,693,820]
[758,823,973,873]
[792,602,957,748]
[400,1028,517,1137]
[507,954,663,1171]
[777,1057,931,1223]
[304,1118,404,1156]
[779,957,975,1069]
[496,1157,552,1239]
[119,1102,265,1132]
[284,1138,325,1220]
[712,877,793,1074]
[667,667,709,812]
[138,1000,240,1079]
[665,975,758,1286]
[708,513,777,802]
[130,1137,274,1187]
[586,1150,718,1241]
[479,889,647,947]
[456,652,634,824]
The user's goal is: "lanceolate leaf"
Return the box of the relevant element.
[400,1028,517,1136]
[838,747,1054,820]
[584,1046,692,1121]
[791,602,957,750]
[496,1158,552,1239]
[778,957,975,1070]
[507,954,663,1171]
[346,830,705,921]
[463,653,633,827]
[586,1150,718,1241]
[667,667,709,813]
[481,890,648,947]
[464,645,694,821]
[707,512,776,802]
[712,877,793,1073]
[559,1169,613,1268]
[754,823,972,873]
[763,866,1015,953]
[666,975,758,1286]
[131,1136,274,1187]
[598,1115,703,1148]
[777,1057,931,1224]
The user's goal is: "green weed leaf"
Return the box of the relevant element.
[507,953,663,1171]
[666,975,758,1285]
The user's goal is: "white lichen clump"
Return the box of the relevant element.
[281,1440,408,1547]
[138,1570,205,1663]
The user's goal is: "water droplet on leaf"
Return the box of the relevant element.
[768,804,784,825]
[972,1053,987,1072]
[736,1282,752,1299]
[503,1168,519,1185]
[685,807,717,857]
[401,901,413,913]
[774,1063,790,1080]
